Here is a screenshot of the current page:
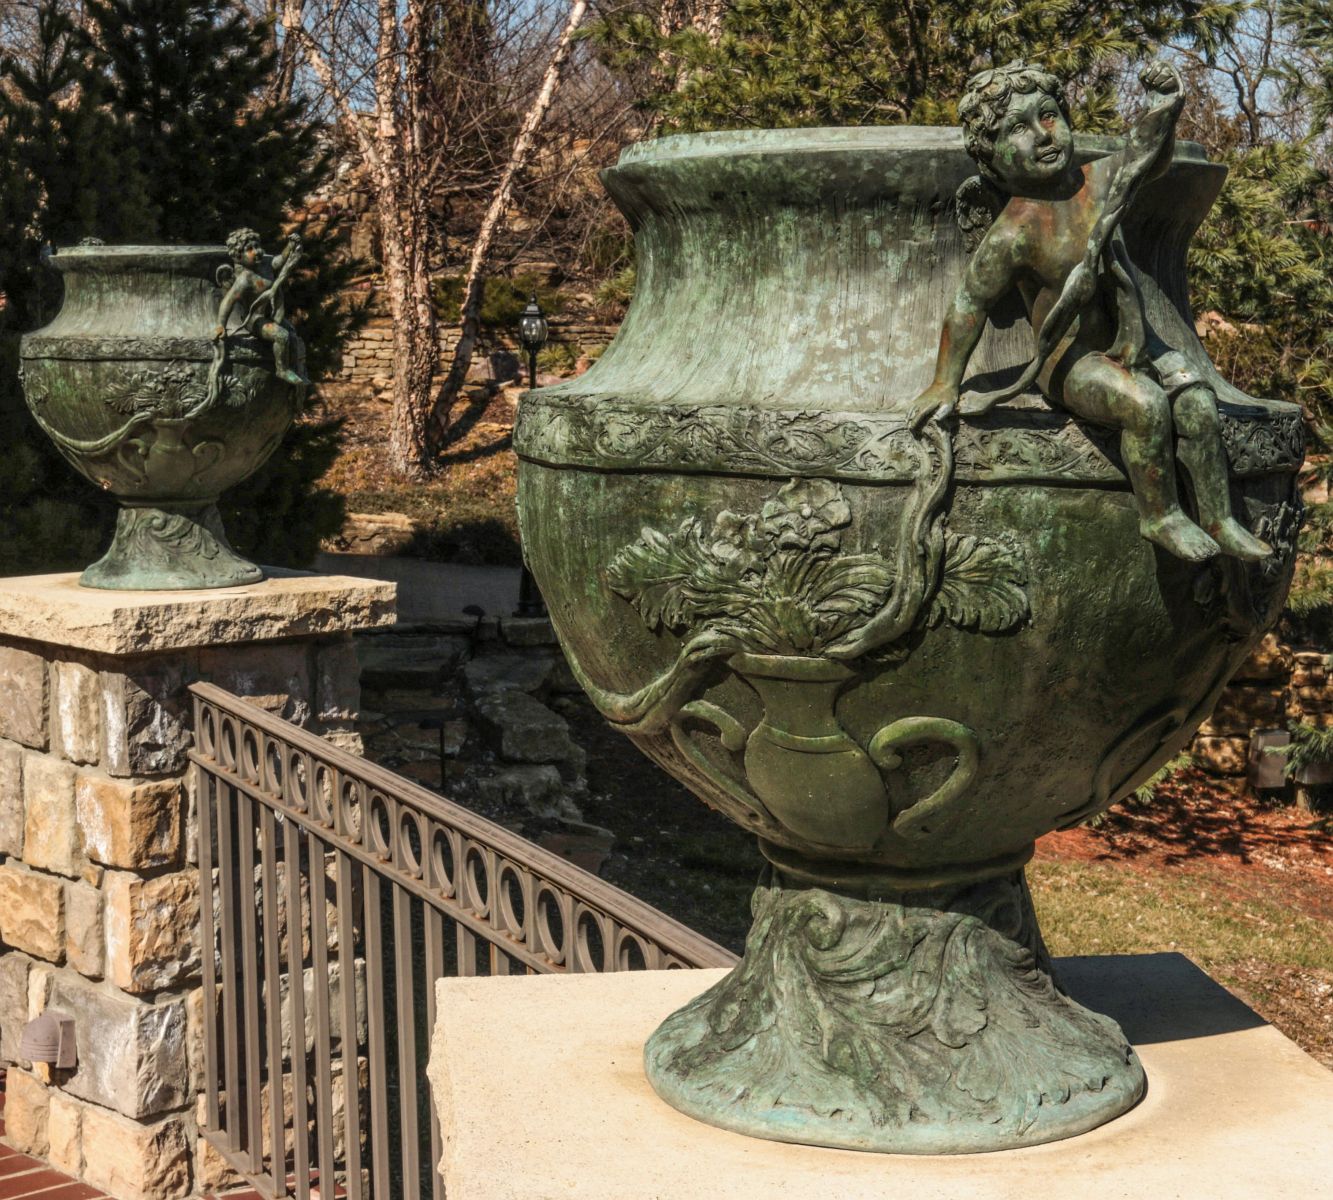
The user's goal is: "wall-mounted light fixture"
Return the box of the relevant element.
[19,1011,76,1069]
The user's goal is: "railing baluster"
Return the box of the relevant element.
[196,761,221,1135]
[259,806,287,1198]
[216,778,242,1154]
[237,788,265,1174]
[336,849,364,1200]
[362,867,391,1200]
[393,888,421,1200]
[423,908,445,1200]
[308,831,337,1198]
[284,817,311,1200]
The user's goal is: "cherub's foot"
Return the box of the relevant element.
[280,370,308,386]
[1210,518,1271,561]
[1140,512,1220,562]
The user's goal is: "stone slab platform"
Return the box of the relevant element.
[0,569,396,654]
[428,953,1333,1200]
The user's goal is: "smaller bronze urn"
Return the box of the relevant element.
[20,236,308,589]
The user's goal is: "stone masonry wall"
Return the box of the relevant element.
[1191,633,1333,782]
[0,626,371,1200]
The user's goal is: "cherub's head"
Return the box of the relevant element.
[226,227,263,267]
[959,62,1072,191]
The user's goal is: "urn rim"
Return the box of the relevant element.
[46,243,228,273]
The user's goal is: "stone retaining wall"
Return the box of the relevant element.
[0,574,394,1200]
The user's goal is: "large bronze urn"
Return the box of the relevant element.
[514,126,1303,1152]
[20,240,305,589]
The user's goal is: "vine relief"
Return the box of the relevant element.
[516,391,1302,484]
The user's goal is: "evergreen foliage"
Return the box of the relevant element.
[591,1,1244,132]
[0,0,359,574]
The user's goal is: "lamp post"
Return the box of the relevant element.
[516,295,548,617]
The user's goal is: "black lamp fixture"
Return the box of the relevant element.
[515,294,550,618]
[518,294,549,390]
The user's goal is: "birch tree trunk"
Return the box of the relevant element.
[427,0,589,453]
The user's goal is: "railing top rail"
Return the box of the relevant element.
[189,681,737,969]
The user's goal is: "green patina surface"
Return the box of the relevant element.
[515,72,1303,1155]
[20,238,307,590]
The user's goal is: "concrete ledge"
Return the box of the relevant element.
[0,569,397,655]
[428,954,1333,1200]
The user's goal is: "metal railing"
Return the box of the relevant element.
[191,682,735,1200]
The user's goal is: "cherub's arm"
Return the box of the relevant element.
[909,235,1018,430]
[1120,61,1185,185]
[271,233,302,272]
[215,276,246,338]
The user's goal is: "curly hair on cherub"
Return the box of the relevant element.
[959,61,1069,179]
[225,227,263,261]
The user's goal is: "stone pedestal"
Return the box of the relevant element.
[428,954,1333,1200]
[0,571,395,1200]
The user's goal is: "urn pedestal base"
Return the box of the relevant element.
[82,502,263,591]
[644,865,1145,1153]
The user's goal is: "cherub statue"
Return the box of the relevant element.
[215,228,309,387]
[910,60,1269,563]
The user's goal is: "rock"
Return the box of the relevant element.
[499,617,558,648]
[473,691,577,764]
[1193,736,1249,777]
[1199,685,1286,737]
[65,880,105,977]
[198,642,312,725]
[48,974,189,1118]
[0,952,32,1062]
[101,658,193,779]
[536,825,616,875]
[475,765,571,818]
[76,773,181,870]
[1230,633,1292,683]
[461,652,555,699]
[104,870,201,993]
[0,864,65,961]
[22,755,81,877]
[0,645,48,749]
[195,1134,243,1195]
[0,739,23,857]
[316,639,362,726]
[52,659,101,766]
[326,511,424,556]
[3,1068,49,1156]
[0,574,395,657]
[80,1107,190,1200]
[48,1091,83,1176]
[357,633,470,689]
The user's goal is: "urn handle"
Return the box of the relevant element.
[868,717,981,840]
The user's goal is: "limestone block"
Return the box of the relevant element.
[76,772,181,869]
[195,1133,243,1194]
[52,659,101,766]
[1193,736,1249,777]
[475,764,569,817]
[47,974,188,1118]
[3,1068,49,1156]
[461,652,556,699]
[0,572,395,656]
[0,645,48,749]
[48,1091,84,1176]
[499,617,558,648]
[1231,633,1292,683]
[105,870,201,993]
[0,739,23,858]
[101,658,192,779]
[27,963,51,1017]
[22,755,81,877]
[81,1106,191,1200]
[198,641,311,724]
[1199,685,1286,737]
[474,691,577,765]
[316,638,362,725]
[65,880,105,977]
[0,864,64,961]
[0,951,32,1062]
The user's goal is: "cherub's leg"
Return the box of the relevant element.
[1060,354,1219,562]
[1173,385,1270,560]
[263,321,305,386]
